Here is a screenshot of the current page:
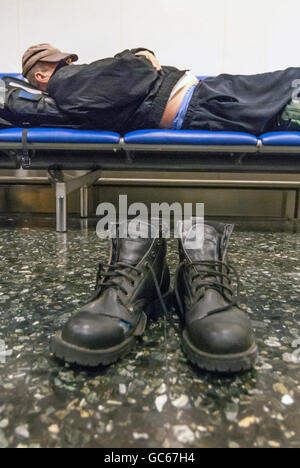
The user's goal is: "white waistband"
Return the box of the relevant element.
[168,71,197,102]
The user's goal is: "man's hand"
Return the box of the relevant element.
[135,51,162,72]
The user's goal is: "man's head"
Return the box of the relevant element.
[22,43,78,91]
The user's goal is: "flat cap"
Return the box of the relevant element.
[22,43,78,77]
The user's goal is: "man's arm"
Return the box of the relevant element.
[130,47,155,56]
[113,48,162,72]
[134,50,162,72]
[130,48,162,72]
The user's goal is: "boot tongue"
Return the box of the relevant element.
[116,220,154,266]
[117,237,152,266]
[183,224,220,263]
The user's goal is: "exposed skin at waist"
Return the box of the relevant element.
[160,75,199,129]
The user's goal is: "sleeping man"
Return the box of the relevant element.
[22,43,300,136]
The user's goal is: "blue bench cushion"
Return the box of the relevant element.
[27,128,121,144]
[124,130,258,146]
[260,132,300,146]
[0,73,24,80]
[0,128,23,142]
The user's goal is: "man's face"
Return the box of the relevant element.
[46,58,73,80]
[45,62,59,79]
[35,58,73,90]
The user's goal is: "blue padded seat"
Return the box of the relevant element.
[260,132,300,146]
[0,128,23,142]
[0,73,24,80]
[124,130,258,146]
[0,128,22,169]
[27,128,121,144]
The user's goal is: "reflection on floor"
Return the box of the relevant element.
[0,215,299,448]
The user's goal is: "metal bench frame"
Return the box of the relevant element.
[1,136,300,232]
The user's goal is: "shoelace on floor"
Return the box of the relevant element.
[174,260,242,325]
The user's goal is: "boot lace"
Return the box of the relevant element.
[93,260,174,327]
[93,260,243,334]
[95,261,144,296]
[174,260,242,328]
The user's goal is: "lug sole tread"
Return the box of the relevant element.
[182,330,258,373]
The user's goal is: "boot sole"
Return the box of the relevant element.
[182,330,258,373]
[50,291,172,368]
[50,331,137,367]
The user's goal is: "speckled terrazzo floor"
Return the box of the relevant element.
[0,215,299,448]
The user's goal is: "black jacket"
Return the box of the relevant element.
[47,48,186,133]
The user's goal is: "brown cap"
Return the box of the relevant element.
[22,43,78,77]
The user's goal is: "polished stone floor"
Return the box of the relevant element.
[0,215,299,448]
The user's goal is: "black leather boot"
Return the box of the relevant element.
[174,220,258,373]
[51,221,170,367]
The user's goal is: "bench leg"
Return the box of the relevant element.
[49,169,102,232]
[56,182,67,233]
[80,186,89,218]
[296,189,300,219]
